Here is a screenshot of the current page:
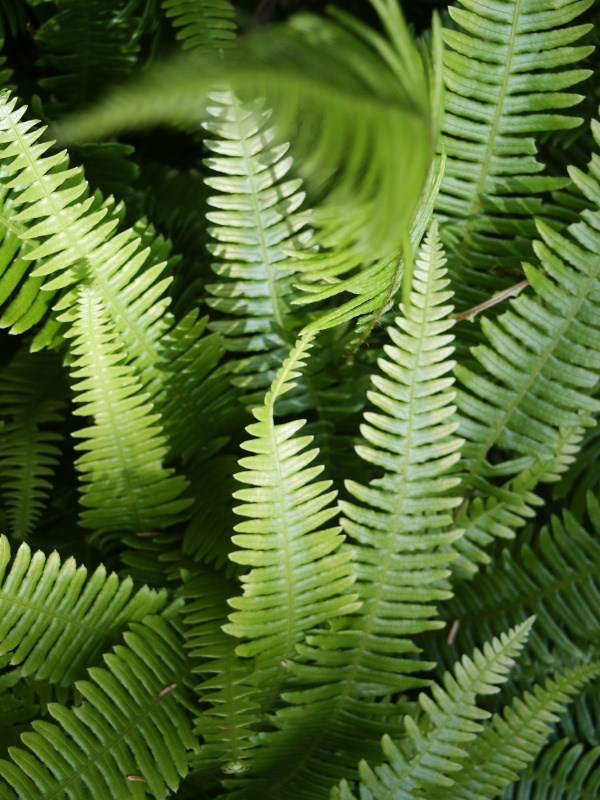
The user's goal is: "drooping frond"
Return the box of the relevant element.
[203,89,310,403]
[66,285,189,532]
[0,617,197,799]
[437,0,594,305]
[0,535,167,686]
[440,662,600,800]
[457,117,600,486]
[0,95,174,397]
[223,332,359,693]
[182,570,260,781]
[162,0,236,52]
[0,348,65,540]
[333,620,533,800]
[58,0,440,278]
[438,497,600,673]
[504,737,600,800]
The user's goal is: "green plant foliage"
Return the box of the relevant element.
[0,1,599,798]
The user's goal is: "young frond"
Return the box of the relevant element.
[0,348,65,540]
[223,332,359,689]
[0,535,167,686]
[67,286,189,532]
[58,1,439,275]
[334,620,533,800]
[162,0,236,52]
[441,662,600,800]
[0,618,197,800]
[437,0,594,305]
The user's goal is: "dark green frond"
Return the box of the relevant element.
[334,620,533,800]
[0,617,197,799]
[504,737,600,800]
[0,348,65,540]
[0,535,167,685]
[442,662,600,800]
[437,0,594,305]
[67,286,189,532]
[162,0,236,52]
[58,1,440,276]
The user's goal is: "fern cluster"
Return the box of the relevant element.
[0,0,599,798]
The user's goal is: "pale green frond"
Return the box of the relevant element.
[437,0,594,305]
[162,0,236,52]
[0,535,167,686]
[0,348,65,540]
[440,663,600,800]
[58,1,440,274]
[203,89,310,404]
[334,620,533,800]
[0,617,197,799]
[504,737,600,800]
[223,332,359,693]
[66,285,189,532]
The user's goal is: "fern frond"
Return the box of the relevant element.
[223,332,359,692]
[437,0,594,304]
[162,0,236,52]
[58,0,439,274]
[0,535,167,686]
[334,620,533,800]
[0,95,173,397]
[183,570,260,780]
[439,497,600,671]
[203,89,310,403]
[67,285,189,532]
[504,737,600,800]
[0,617,197,799]
[441,662,600,800]
[457,117,600,486]
[0,348,65,540]
[35,0,141,114]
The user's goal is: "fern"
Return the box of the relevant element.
[0,617,196,799]
[162,0,236,52]
[0,535,167,686]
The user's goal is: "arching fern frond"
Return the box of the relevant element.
[504,737,600,800]
[0,348,65,540]
[223,332,359,696]
[58,0,440,277]
[162,0,236,52]
[66,286,189,532]
[437,0,594,305]
[0,535,167,686]
[333,620,533,800]
[441,662,600,800]
[0,617,197,799]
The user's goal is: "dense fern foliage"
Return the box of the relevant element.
[0,1,599,798]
